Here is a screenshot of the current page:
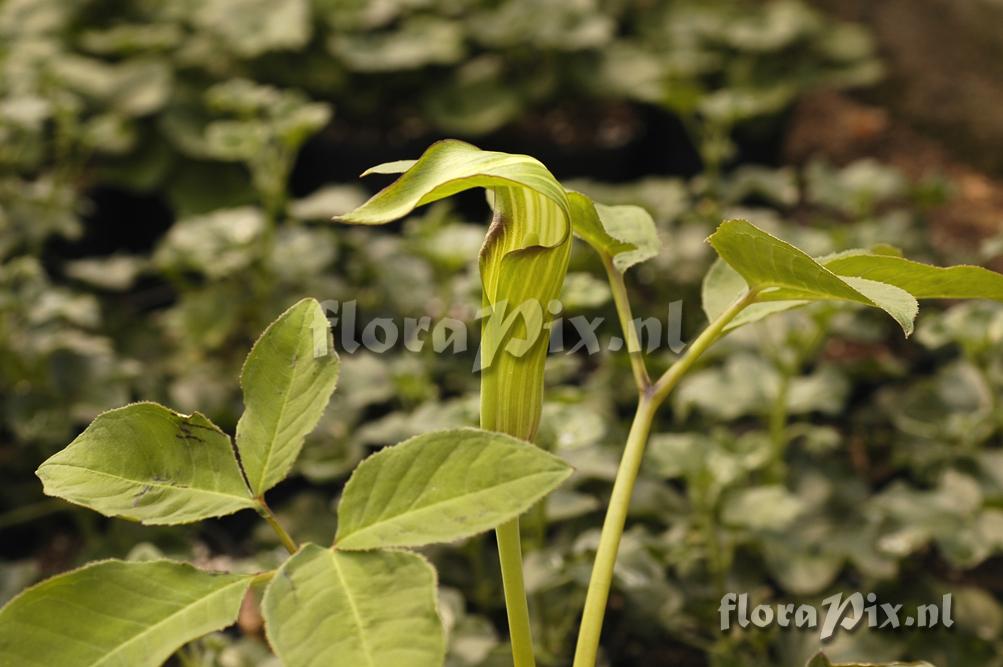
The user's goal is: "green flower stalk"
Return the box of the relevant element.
[337,140,573,667]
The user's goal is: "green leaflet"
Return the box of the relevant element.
[806,653,935,667]
[567,191,660,272]
[707,219,918,335]
[236,298,340,496]
[335,428,573,550]
[336,139,573,442]
[823,251,1003,300]
[262,545,444,667]
[0,560,253,667]
[703,221,1003,334]
[36,402,255,525]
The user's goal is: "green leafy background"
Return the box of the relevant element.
[2,1,1001,665]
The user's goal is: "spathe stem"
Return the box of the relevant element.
[496,519,536,667]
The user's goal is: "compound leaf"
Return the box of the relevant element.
[236,298,340,496]
[0,559,253,667]
[262,545,444,667]
[37,403,255,525]
[335,428,572,550]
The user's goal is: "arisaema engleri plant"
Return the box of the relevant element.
[3,140,1003,667]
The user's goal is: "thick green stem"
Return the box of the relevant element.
[573,289,757,666]
[496,519,537,667]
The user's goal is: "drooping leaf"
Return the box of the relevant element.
[335,428,572,550]
[262,545,444,667]
[236,298,340,496]
[823,251,1003,300]
[567,191,660,272]
[37,403,255,525]
[706,220,918,335]
[0,560,253,667]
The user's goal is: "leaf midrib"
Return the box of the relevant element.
[329,553,376,667]
[247,307,309,495]
[42,463,255,506]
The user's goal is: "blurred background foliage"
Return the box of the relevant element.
[2,0,1003,665]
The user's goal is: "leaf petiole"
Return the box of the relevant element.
[256,497,299,555]
[601,254,651,392]
[573,288,759,667]
[650,288,760,404]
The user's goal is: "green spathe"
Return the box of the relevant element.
[337,139,569,227]
[336,139,574,442]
